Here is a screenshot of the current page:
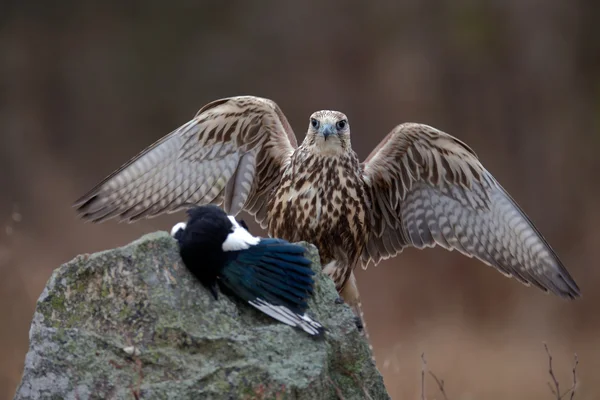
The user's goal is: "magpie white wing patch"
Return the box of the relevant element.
[222,215,260,251]
[170,222,187,237]
[248,298,324,336]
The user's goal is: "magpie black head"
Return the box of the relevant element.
[171,205,254,247]
[171,205,239,245]
[170,205,238,298]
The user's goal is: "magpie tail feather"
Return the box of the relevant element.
[220,238,325,336]
[248,298,325,337]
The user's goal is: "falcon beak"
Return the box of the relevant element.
[320,124,336,139]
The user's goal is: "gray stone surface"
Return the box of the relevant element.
[14,232,390,400]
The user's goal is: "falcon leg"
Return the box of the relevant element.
[338,272,366,332]
[340,272,376,362]
[323,261,366,331]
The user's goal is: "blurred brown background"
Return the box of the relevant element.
[1,1,599,399]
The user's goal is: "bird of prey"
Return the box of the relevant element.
[74,95,580,322]
[171,204,324,337]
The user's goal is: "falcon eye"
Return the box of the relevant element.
[310,118,320,129]
[336,120,347,130]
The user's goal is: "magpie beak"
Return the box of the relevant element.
[238,219,250,232]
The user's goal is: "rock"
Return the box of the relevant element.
[14,232,389,400]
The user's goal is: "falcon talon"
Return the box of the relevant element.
[171,205,325,337]
[75,95,581,347]
[209,284,219,301]
[353,316,364,331]
[334,297,345,305]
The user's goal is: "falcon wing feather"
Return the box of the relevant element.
[74,96,297,227]
[361,122,580,299]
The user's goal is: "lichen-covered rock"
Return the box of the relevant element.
[14,232,389,400]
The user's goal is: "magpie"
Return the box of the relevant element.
[170,205,325,337]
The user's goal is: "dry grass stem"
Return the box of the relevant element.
[544,343,579,399]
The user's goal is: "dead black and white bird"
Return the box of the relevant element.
[170,204,325,337]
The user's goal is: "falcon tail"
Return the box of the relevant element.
[220,238,325,337]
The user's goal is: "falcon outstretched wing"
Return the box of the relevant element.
[74,96,297,227]
[361,122,580,299]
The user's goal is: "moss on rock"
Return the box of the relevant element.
[14,232,389,400]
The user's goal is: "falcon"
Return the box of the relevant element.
[171,204,324,337]
[74,95,580,321]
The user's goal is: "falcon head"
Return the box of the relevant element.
[305,110,351,155]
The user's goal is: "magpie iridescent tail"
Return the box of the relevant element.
[221,238,325,336]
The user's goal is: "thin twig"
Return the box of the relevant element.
[545,343,560,399]
[132,356,144,400]
[544,343,579,400]
[121,335,144,400]
[428,371,449,400]
[327,376,346,400]
[350,372,373,400]
[569,354,579,400]
[0,204,20,267]
[421,353,426,400]
[421,353,450,400]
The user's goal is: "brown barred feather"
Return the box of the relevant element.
[361,122,580,299]
[74,96,297,223]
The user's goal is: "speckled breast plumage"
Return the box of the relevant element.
[267,147,369,291]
